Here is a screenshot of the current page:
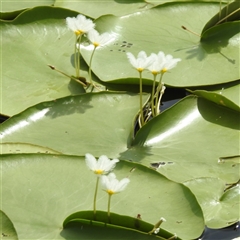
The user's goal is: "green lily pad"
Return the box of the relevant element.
[120,96,239,227]
[0,210,18,240]
[188,80,240,111]
[184,177,240,228]
[201,0,240,34]
[63,210,180,239]
[1,154,204,239]
[0,92,150,157]
[80,2,239,87]
[0,6,85,116]
[54,0,152,19]
[0,0,54,20]
[188,86,240,112]
[0,142,61,154]
[1,4,239,116]
[121,96,239,181]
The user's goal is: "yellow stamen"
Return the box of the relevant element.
[107,190,115,195]
[137,68,144,72]
[75,30,84,35]
[162,68,167,73]
[93,42,99,47]
[94,169,103,174]
[151,71,158,75]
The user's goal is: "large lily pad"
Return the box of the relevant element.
[0,0,55,20]
[0,210,18,240]
[184,177,240,229]
[0,142,61,154]
[80,2,239,86]
[1,4,239,116]
[1,154,204,239]
[54,0,151,19]
[53,0,227,19]
[0,7,84,116]
[121,96,239,181]
[0,92,149,157]
[119,95,240,227]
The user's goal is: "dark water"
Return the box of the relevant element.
[199,222,239,240]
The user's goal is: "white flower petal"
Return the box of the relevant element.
[97,155,119,173]
[66,17,78,32]
[85,154,119,175]
[101,173,130,194]
[147,53,165,73]
[85,153,97,171]
[137,51,148,59]
[66,14,95,34]
[163,54,181,71]
[126,52,138,68]
[87,29,113,47]
[114,178,130,192]
[127,51,155,71]
[88,29,99,42]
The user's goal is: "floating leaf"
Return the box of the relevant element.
[54,0,152,19]
[0,143,61,154]
[81,2,239,87]
[201,1,240,34]
[1,154,204,239]
[0,92,150,157]
[184,178,240,228]
[63,210,179,239]
[0,0,54,20]
[188,88,240,112]
[0,210,18,240]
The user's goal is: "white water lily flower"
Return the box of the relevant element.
[87,29,113,47]
[126,51,155,72]
[162,54,181,73]
[66,14,95,35]
[85,153,119,176]
[101,173,130,195]
[147,51,166,75]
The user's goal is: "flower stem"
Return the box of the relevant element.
[151,74,157,117]
[107,194,112,223]
[47,65,87,87]
[76,34,82,78]
[88,46,97,85]
[74,36,78,77]
[139,71,144,127]
[93,177,100,219]
[154,73,164,116]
